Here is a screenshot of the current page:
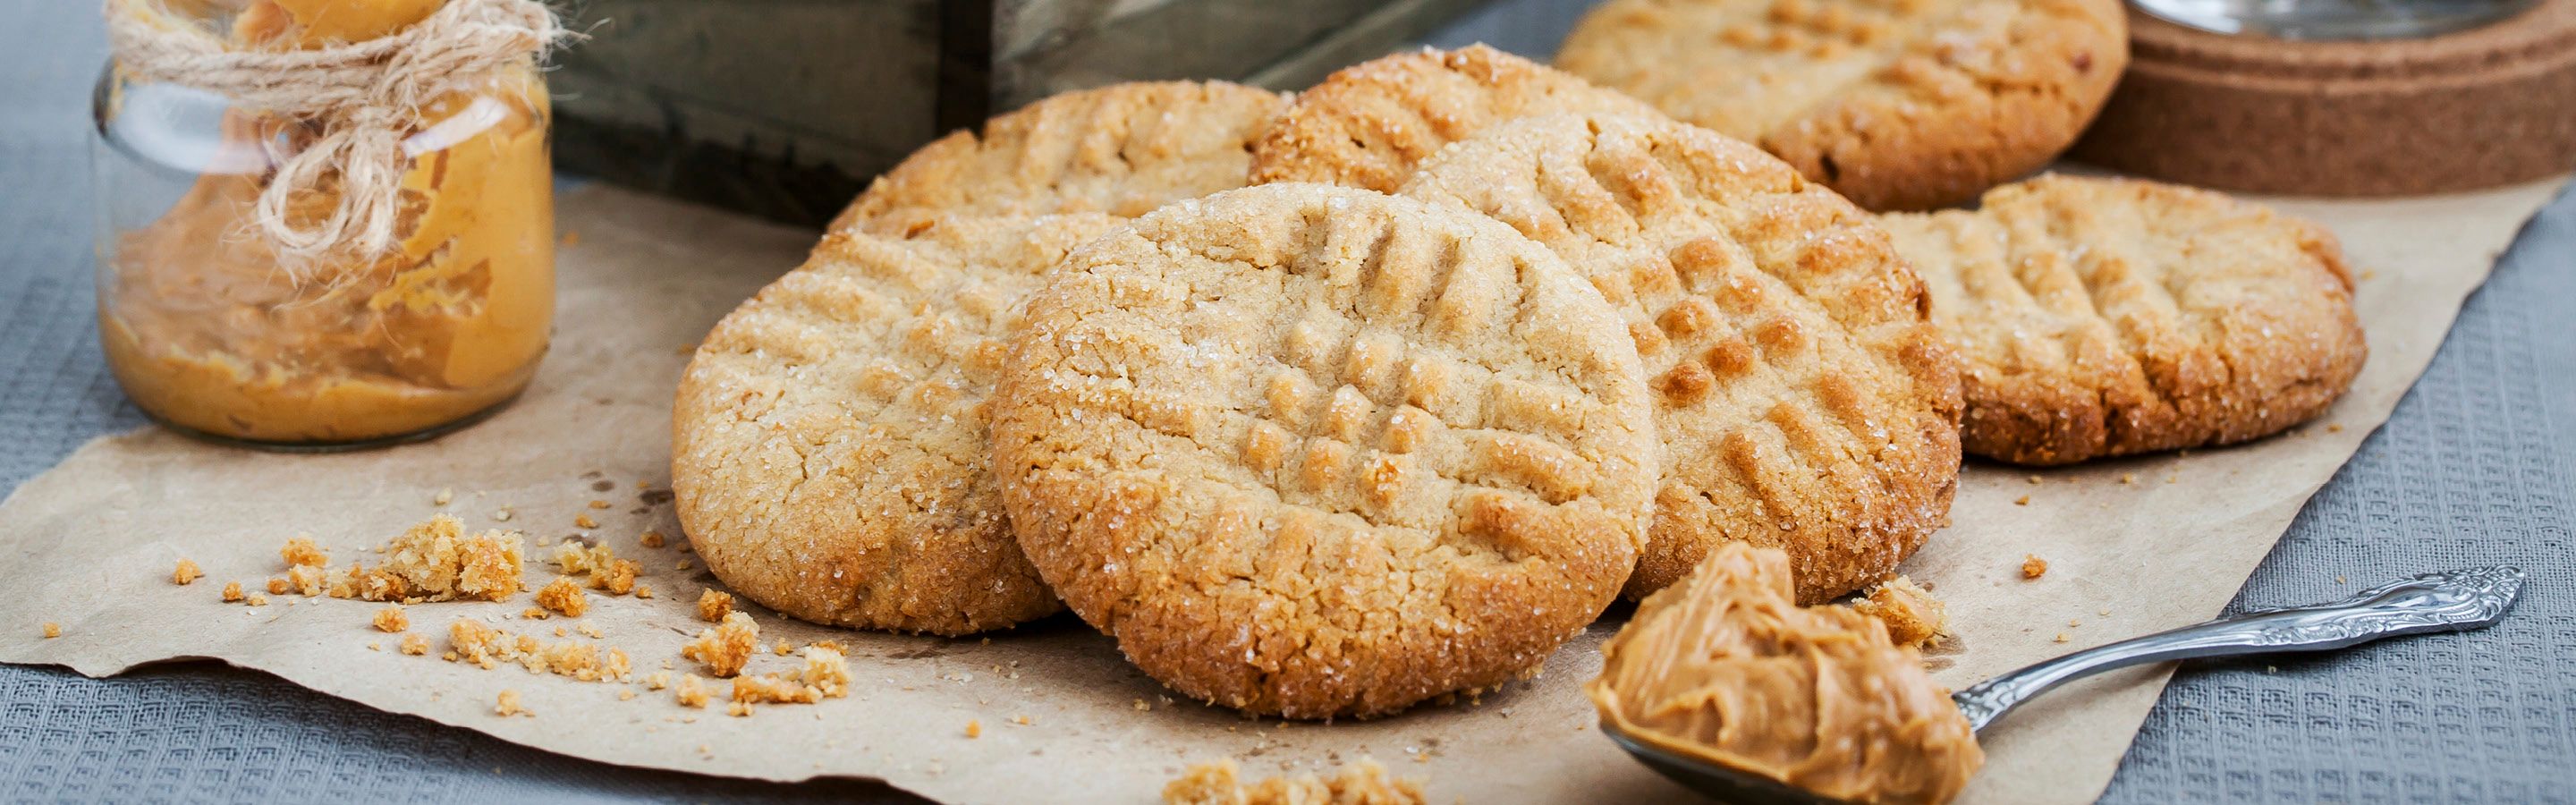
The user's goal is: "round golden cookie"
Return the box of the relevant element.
[1555,0,2128,211]
[987,183,1658,718]
[1247,44,1665,194]
[1877,174,2368,465]
[832,80,1289,232]
[1399,113,1962,605]
[672,213,1124,635]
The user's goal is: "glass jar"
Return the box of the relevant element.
[91,0,555,450]
[2131,0,2543,39]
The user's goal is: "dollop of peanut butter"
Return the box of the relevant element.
[101,0,553,445]
[1589,543,1983,804]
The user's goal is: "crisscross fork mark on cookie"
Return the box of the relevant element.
[989,184,1656,718]
[834,80,1289,232]
[1555,0,2127,210]
[672,214,1122,635]
[1879,175,2365,465]
[1247,44,1665,194]
[1402,113,1962,604]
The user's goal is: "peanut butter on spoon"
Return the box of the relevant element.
[1589,543,1983,805]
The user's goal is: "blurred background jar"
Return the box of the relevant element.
[91,0,562,450]
[2131,0,2545,38]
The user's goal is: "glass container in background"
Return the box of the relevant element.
[91,1,555,451]
[2131,0,2544,38]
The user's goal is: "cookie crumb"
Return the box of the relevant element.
[372,606,410,633]
[173,559,202,585]
[595,560,639,596]
[696,589,734,623]
[588,499,610,510]
[639,530,666,549]
[41,623,61,639]
[675,674,712,708]
[2026,475,2044,485]
[2327,423,2344,433]
[360,514,528,602]
[634,584,655,599]
[267,578,291,596]
[644,671,672,691]
[2013,495,2031,506]
[537,576,589,617]
[246,595,269,606]
[2053,632,2070,643]
[400,634,429,655]
[433,487,453,506]
[1164,758,1425,805]
[682,612,758,677]
[617,689,636,701]
[574,514,598,530]
[496,690,529,717]
[772,640,794,657]
[280,535,328,569]
[576,620,605,640]
[1849,575,1947,648]
[2021,555,2048,580]
[965,720,981,738]
[286,564,326,597]
[2119,473,2137,485]
[221,580,244,602]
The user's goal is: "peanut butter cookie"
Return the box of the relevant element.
[1248,45,1664,193]
[988,184,1658,718]
[1556,0,2126,211]
[834,80,1289,232]
[673,213,1123,634]
[1878,174,2367,465]
[1401,114,1961,604]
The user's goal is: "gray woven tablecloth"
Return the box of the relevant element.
[6,0,2572,801]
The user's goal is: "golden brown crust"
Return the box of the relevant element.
[834,81,1289,232]
[1877,175,2367,465]
[1400,114,1961,604]
[672,214,1124,635]
[1247,45,1665,193]
[988,184,1657,718]
[1556,0,2128,211]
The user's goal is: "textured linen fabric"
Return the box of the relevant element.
[1,0,2571,801]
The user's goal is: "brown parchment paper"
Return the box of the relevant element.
[0,176,2563,804]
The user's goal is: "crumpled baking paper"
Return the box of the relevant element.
[0,176,2562,803]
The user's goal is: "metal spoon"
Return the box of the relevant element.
[1606,565,2527,804]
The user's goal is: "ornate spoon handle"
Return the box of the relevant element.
[1950,566,2525,733]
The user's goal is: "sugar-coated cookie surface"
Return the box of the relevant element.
[833,80,1288,232]
[1402,114,1961,604]
[673,214,1123,635]
[1557,0,2126,211]
[988,184,1658,718]
[1249,45,1664,194]
[1878,175,2367,465]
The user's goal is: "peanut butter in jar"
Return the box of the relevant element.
[93,0,563,448]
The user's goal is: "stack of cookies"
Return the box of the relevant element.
[672,29,2364,720]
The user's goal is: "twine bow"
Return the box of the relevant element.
[103,0,572,269]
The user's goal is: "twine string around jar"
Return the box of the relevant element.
[102,0,572,273]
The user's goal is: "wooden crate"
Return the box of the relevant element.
[550,0,1494,226]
